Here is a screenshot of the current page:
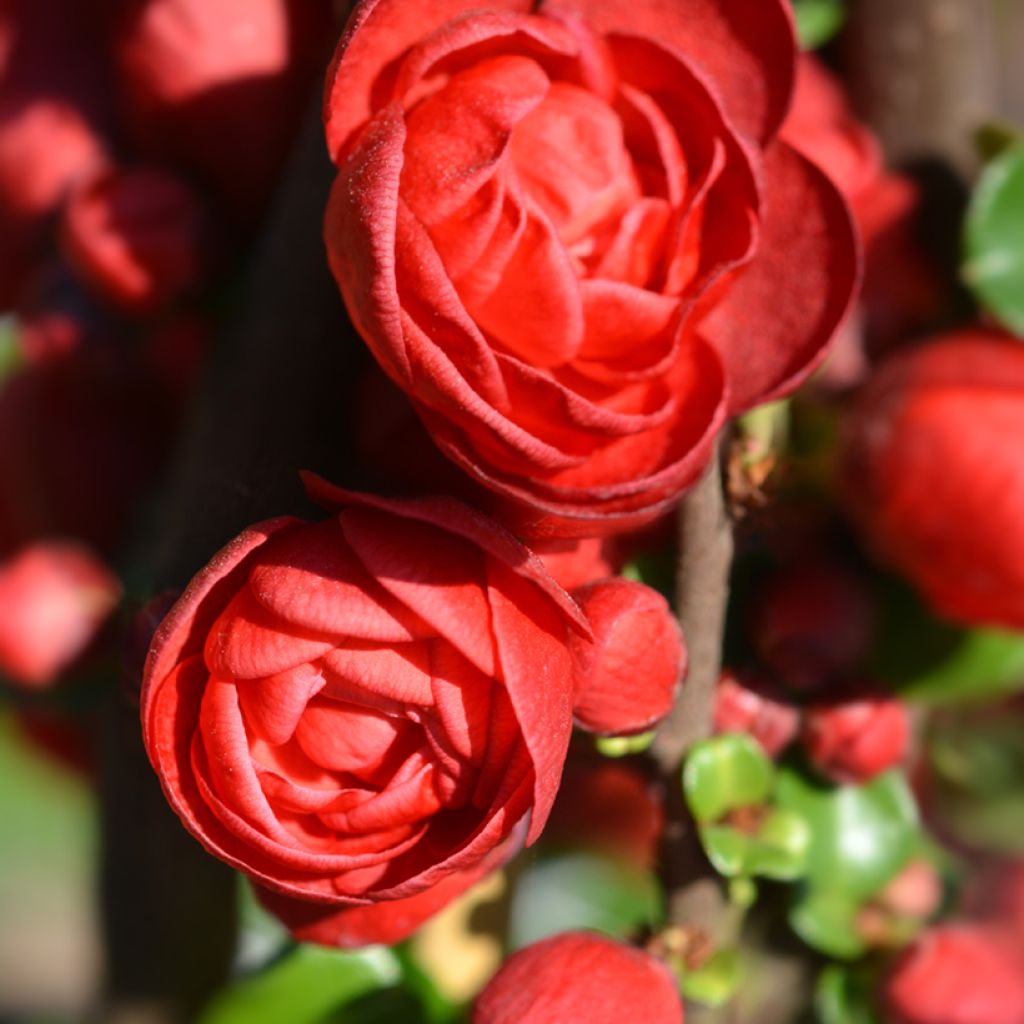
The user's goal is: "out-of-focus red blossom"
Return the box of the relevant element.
[782,55,939,348]
[964,862,1024,934]
[473,931,683,1024]
[0,541,120,687]
[570,577,684,736]
[884,924,1024,1024]
[713,669,799,757]
[0,346,180,555]
[877,859,943,922]
[108,0,334,221]
[802,694,909,785]
[141,478,593,947]
[61,165,206,313]
[842,330,1024,630]
[0,0,110,307]
[323,0,859,538]
[747,559,874,691]
[546,758,662,867]
[14,707,95,777]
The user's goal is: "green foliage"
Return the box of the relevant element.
[0,317,19,385]
[684,734,775,825]
[777,767,918,901]
[964,143,1024,334]
[777,766,919,958]
[199,946,400,1024]
[868,577,1024,706]
[507,851,662,951]
[595,731,655,757]
[814,964,882,1024]
[791,0,845,50]
[680,950,741,1009]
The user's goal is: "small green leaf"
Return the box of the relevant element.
[199,945,399,1024]
[729,876,759,908]
[898,629,1024,705]
[507,852,663,951]
[699,825,752,877]
[745,808,811,881]
[680,950,740,1009]
[596,731,655,757]
[814,964,882,1024]
[684,734,775,825]
[776,766,918,900]
[0,317,20,385]
[964,143,1024,334]
[790,891,867,960]
[792,0,845,50]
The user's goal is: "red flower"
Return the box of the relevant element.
[0,541,120,687]
[141,479,591,943]
[108,0,333,221]
[884,924,1024,1024]
[472,931,683,1024]
[61,164,206,313]
[842,330,1024,630]
[713,669,799,757]
[323,0,859,537]
[802,694,909,786]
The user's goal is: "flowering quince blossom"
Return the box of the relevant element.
[472,931,684,1024]
[842,330,1024,630]
[141,478,680,945]
[0,541,120,687]
[884,924,1024,1024]
[323,0,860,538]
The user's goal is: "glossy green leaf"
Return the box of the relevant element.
[814,964,882,1024]
[199,945,399,1024]
[792,0,845,50]
[746,808,811,881]
[964,143,1024,334]
[898,629,1024,705]
[699,826,751,878]
[790,891,867,960]
[776,767,918,900]
[684,734,775,825]
[507,852,663,951]
[680,950,740,1009]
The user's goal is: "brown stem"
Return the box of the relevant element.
[651,442,734,941]
[98,80,357,1021]
[843,0,997,177]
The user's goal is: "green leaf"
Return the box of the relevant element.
[814,964,882,1024]
[199,945,399,1024]
[964,143,1024,334]
[776,767,918,900]
[699,825,752,878]
[792,0,845,50]
[684,734,775,824]
[898,629,1024,705]
[746,808,811,881]
[789,891,867,960]
[507,852,663,951]
[680,950,741,1009]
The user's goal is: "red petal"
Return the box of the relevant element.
[538,0,796,144]
[325,0,534,161]
[321,642,435,711]
[700,140,860,414]
[236,664,326,746]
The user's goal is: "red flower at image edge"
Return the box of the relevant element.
[141,479,591,945]
[323,0,860,537]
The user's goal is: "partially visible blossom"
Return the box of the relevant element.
[803,693,909,785]
[0,541,120,687]
[472,931,683,1024]
[713,669,799,757]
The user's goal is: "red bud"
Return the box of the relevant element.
[473,932,683,1024]
[571,578,685,736]
[713,669,799,757]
